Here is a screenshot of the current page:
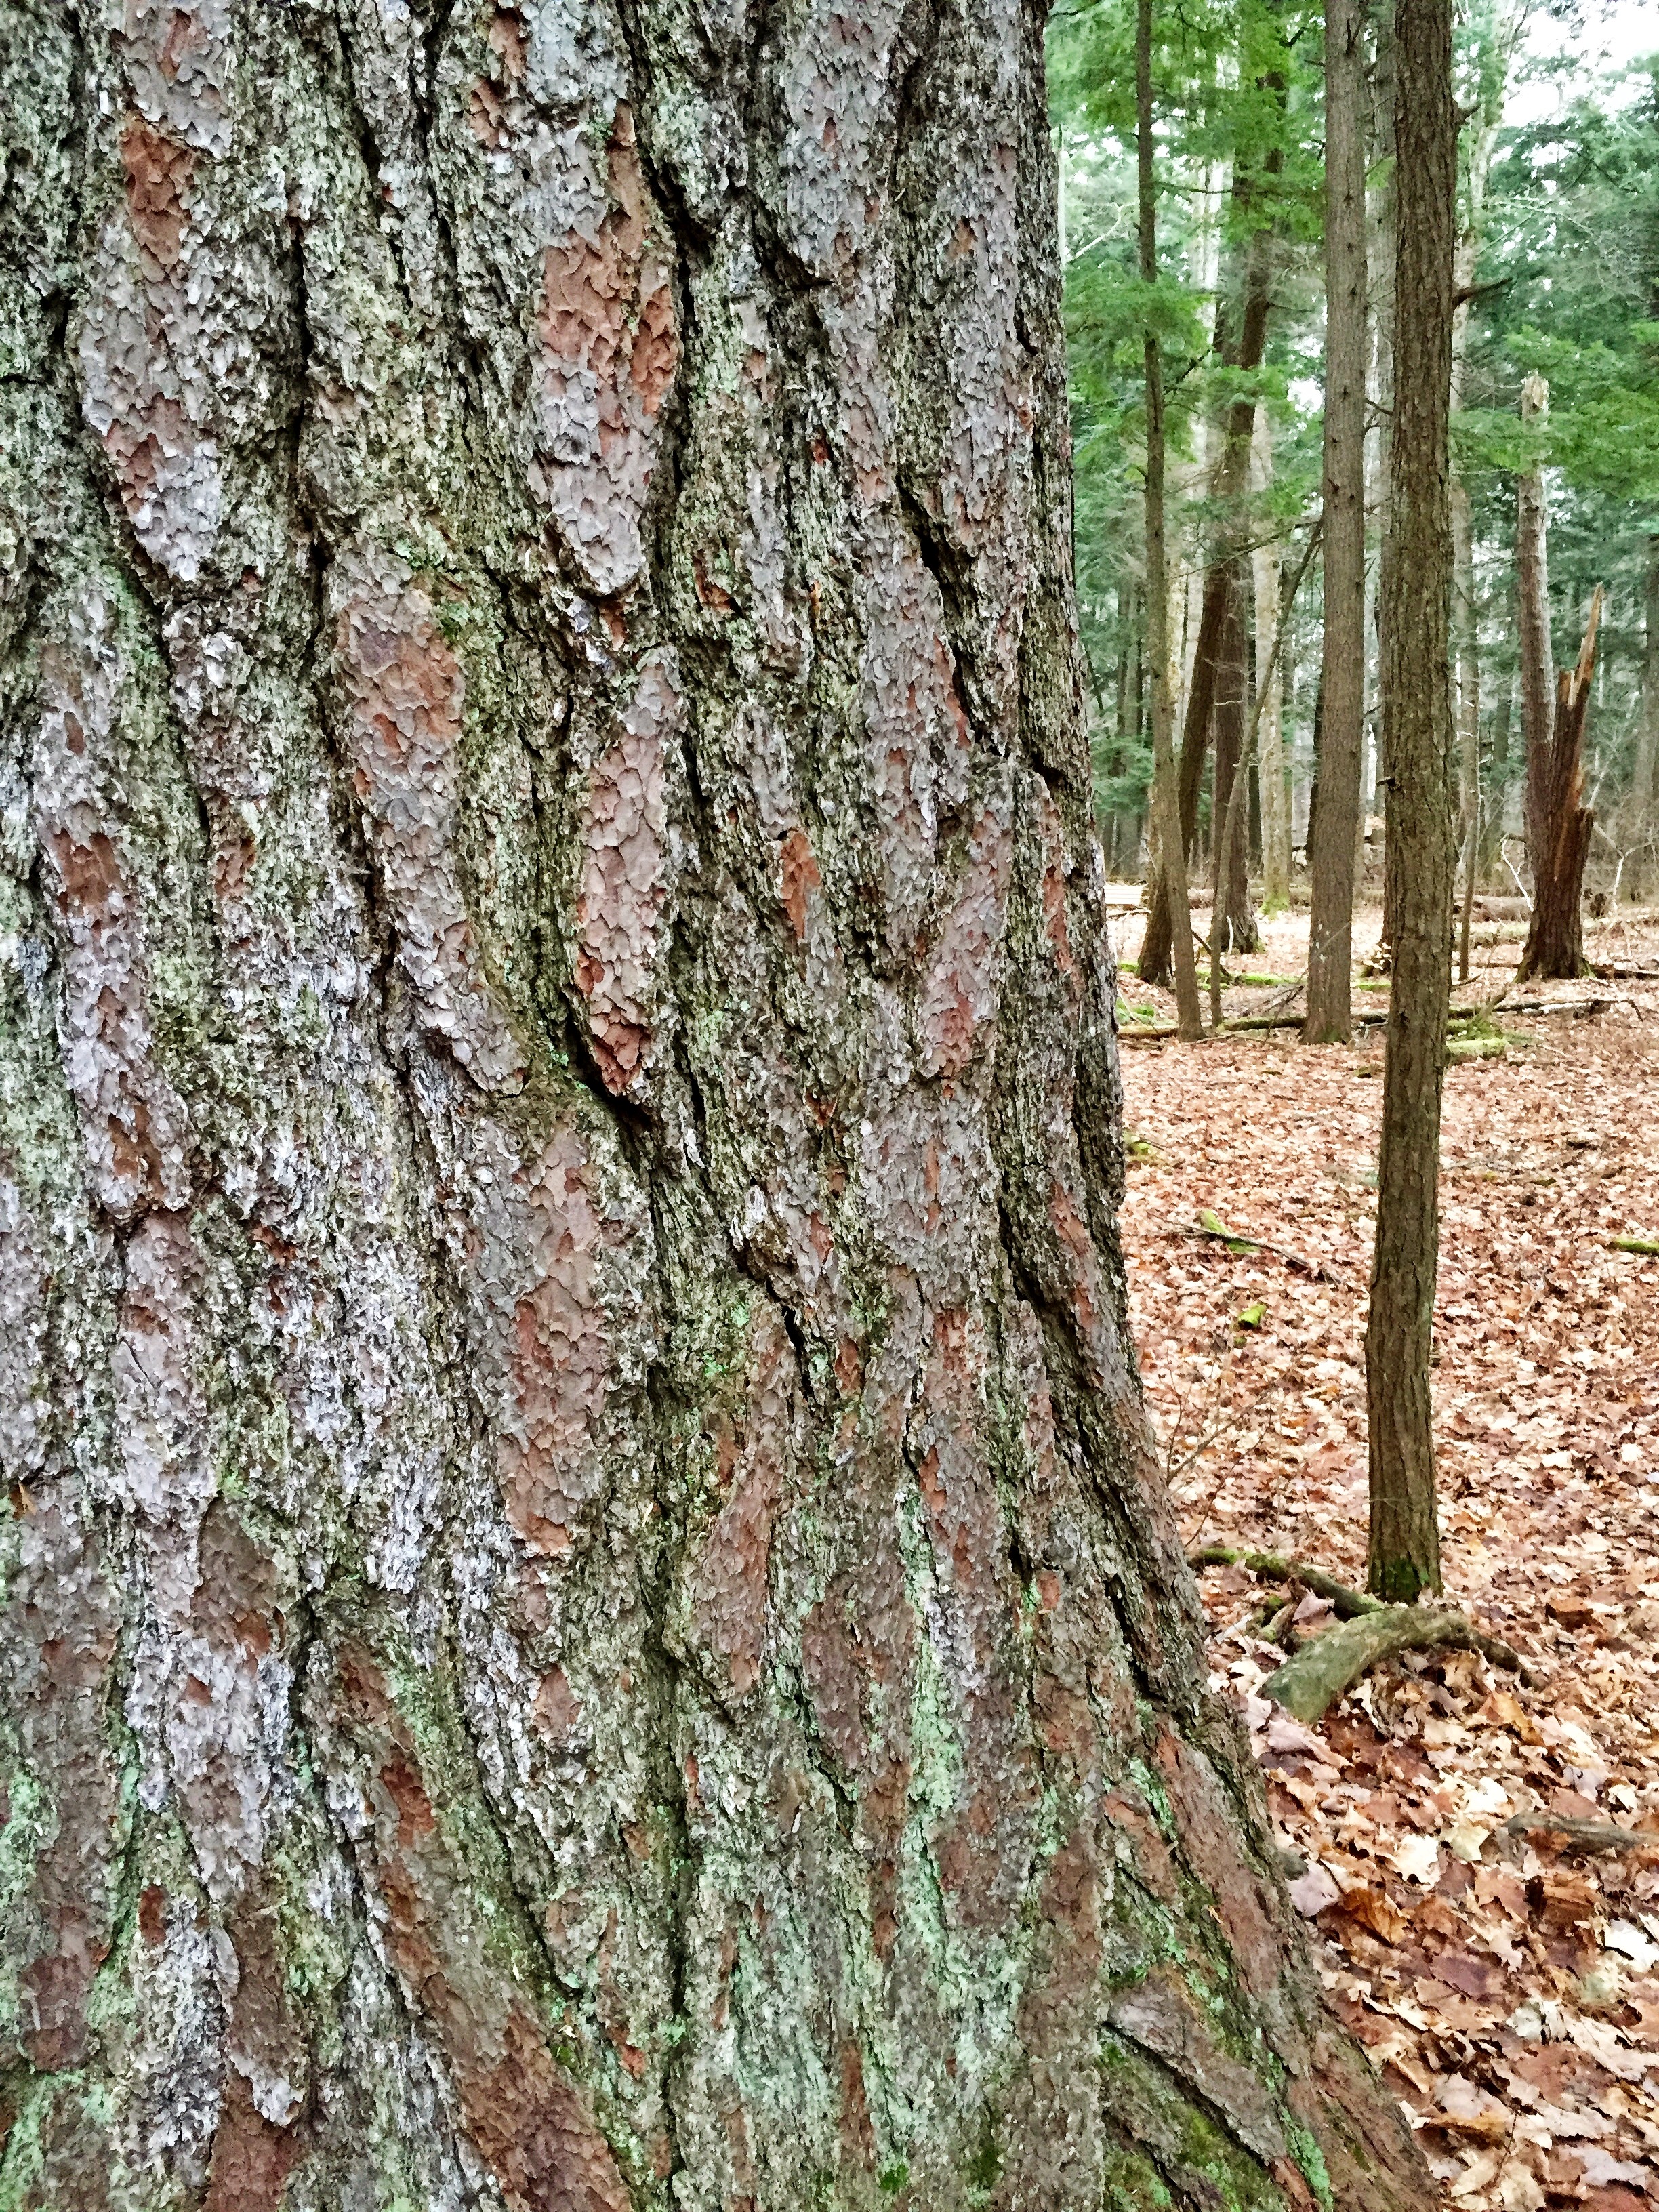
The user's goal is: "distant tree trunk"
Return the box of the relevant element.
[1517,371,1556,895]
[5,4,1447,2207]
[1628,550,1659,893]
[1450,389,1479,985]
[1139,211,1275,983]
[1139,0,1204,1038]
[1211,562,1259,954]
[1450,3,1517,981]
[1516,594,1603,981]
[1366,0,1457,1604]
[1305,0,1370,1040]
[1251,409,1292,912]
[1481,676,1514,878]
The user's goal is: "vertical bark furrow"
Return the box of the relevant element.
[0,4,1431,2209]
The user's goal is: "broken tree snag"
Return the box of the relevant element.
[1516,586,1605,982]
[1262,1605,1529,1725]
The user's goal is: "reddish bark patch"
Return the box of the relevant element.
[687,1309,793,1698]
[226,1879,310,2129]
[1155,1727,1283,1995]
[335,1647,631,2212]
[1101,1788,1179,1904]
[779,827,821,941]
[489,5,527,79]
[917,803,1011,1078]
[47,827,122,912]
[499,1125,609,1554]
[838,2039,876,2170]
[204,2073,302,2212]
[6,1501,121,2074]
[192,1502,280,1656]
[532,1666,581,1744]
[573,659,675,1094]
[119,115,195,272]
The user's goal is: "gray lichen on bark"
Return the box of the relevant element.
[0,1,1431,2207]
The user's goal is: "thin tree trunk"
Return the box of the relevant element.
[1450,403,1479,985]
[1210,522,1322,1029]
[1139,0,1204,1039]
[1305,0,1370,1040]
[1366,0,1458,1604]
[1251,409,1291,912]
[1517,371,1555,896]
[1629,549,1659,893]
[1449,1,1519,981]
[1139,211,1275,983]
[1516,593,1603,980]
[1210,560,1258,954]
[4,5,1441,2206]
[1481,676,1514,878]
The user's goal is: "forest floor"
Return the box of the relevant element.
[1112,896,1659,2212]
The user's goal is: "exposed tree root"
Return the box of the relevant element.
[1189,1546,1532,1722]
[1190,1546,1376,1618]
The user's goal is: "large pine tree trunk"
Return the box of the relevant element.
[0,5,1430,2207]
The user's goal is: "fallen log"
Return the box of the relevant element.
[1502,1813,1659,1855]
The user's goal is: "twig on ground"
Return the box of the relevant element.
[1172,1212,1342,1282]
[1610,1236,1659,1256]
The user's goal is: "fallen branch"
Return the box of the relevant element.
[1172,1212,1341,1282]
[1261,1605,1530,1724]
[1502,1813,1659,1856]
[1589,962,1659,981]
[1494,994,1611,1019]
[1611,1236,1659,1257]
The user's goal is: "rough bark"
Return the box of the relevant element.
[0,3,1433,2209]
[1303,0,1368,1042]
[1516,593,1603,982]
[1138,201,1275,985]
[1365,0,1458,1604]
[1138,0,1203,1041]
